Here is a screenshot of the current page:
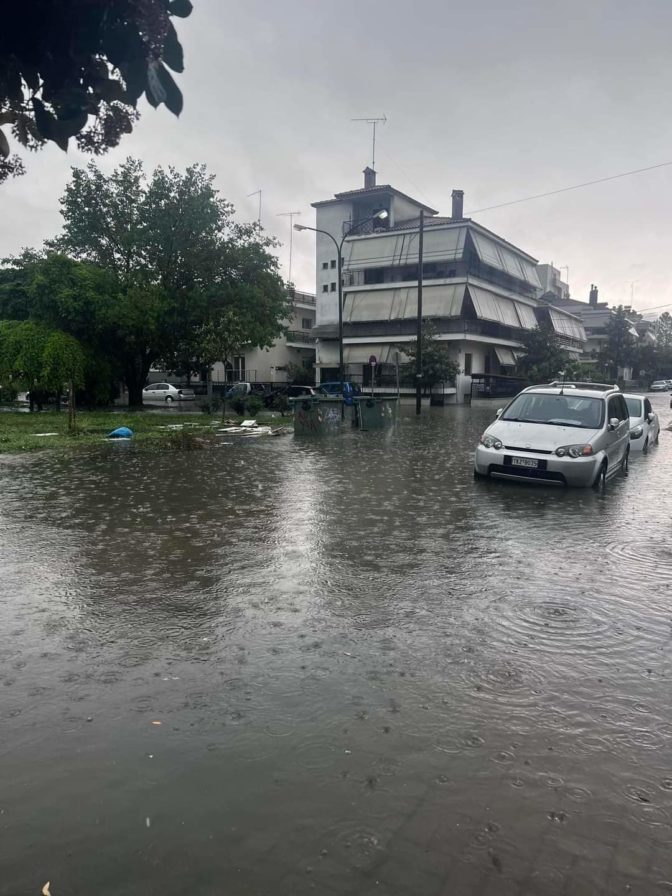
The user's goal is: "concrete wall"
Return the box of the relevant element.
[315,201,351,325]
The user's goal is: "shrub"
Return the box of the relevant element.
[271,393,290,415]
[231,397,246,415]
[246,395,264,416]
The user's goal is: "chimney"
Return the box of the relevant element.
[451,189,464,220]
[589,284,598,306]
[363,167,376,189]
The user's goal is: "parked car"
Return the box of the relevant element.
[474,381,631,487]
[318,381,362,397]
[650,380,669,391]
[142,383,195,403]
[624,393,659,452]
[224,382,252,399]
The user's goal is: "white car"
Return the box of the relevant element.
[650,380,669,391]
[624,393,660,452]
[142,382,196,403]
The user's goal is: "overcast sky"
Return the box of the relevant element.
[2,0,672,313]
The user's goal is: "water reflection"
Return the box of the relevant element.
[1,394,672,895]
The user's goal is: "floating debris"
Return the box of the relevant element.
[107,426,134,440]
[42,884,51,896]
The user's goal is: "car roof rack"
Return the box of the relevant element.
[546,381,619,391]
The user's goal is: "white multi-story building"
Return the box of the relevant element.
[310,169,585,399]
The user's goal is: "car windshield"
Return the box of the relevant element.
[625,397,642,417]
[501,393,605,428]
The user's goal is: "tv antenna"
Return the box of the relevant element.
[247,189,262,225]
[352,115,387,170]
[277,211,301,284]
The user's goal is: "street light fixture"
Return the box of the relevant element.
[295,209,388,413]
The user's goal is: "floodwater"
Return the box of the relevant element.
[1,396,672,896]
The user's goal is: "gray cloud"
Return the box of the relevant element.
[2,0,672,311]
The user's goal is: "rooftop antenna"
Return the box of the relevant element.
[277,211,301,284]
[247,189,262,225]
[351,114,387,170]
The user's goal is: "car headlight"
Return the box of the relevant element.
[630,426,643,439]
[480,434,503,449]
[555,444,593,458]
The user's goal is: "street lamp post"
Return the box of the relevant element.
[295,210,388,411]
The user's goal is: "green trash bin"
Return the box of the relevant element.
[290,396,349,436]
[354,396,399,431]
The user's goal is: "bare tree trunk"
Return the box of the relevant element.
[68,380,76,433]
[206,366,213,403]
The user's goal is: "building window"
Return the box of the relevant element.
[301,318,313,330]
[330,259,337,269]
[330,282,336,292]
[322,284,329,293]
[464,353,473,376]
[322,262,328,270]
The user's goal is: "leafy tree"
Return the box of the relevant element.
[0,319,85,420]
[0,0,193,184]
[286,362,314,386]
[0,319,49,392]
[51,159,289,405]
[42,330,85,430]
[599,306,637,381]
[515,325,570,384]
[654,312,672,364]
[195,310,247,404]
[400,321,459,392]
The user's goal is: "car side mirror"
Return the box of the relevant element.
[495,408,503,418]
[607,417,620,431]
[647,413,655,423]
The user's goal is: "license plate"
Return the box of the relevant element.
[511,457,538,468]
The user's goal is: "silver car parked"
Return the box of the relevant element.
[142,382,196,403]
[624,393,659,452]
[474,382,631,487]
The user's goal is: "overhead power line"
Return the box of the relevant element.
[467,160,672,214]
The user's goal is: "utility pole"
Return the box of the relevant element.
[415,209,424,415]
[351,115,387,169]
[247,189,262,225]
[277,211,301,284]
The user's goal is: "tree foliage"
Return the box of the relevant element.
[515,325,570,384]
[0,0,193,184]
[0,159,290,407]
[598,306,637,380]
[654,312,672,355]
[401,321,459,390]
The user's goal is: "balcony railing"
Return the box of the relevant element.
[289,290,316,306]
[286,330,317,345]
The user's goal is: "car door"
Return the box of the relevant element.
[144,383,159,400]
[605,396,629,469]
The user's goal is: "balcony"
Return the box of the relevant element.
[290,290,316,307]
[286,330,317,346]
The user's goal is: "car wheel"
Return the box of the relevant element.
[165,396,174,403]
[643,438,649,455]
[621,448,629,473]
[655,430,660,444]
[473,468,487,480]
[592,462,607,490]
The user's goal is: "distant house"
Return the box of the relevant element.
[209,288,316,385]
[310,169,585,400]
[543,285,639,379]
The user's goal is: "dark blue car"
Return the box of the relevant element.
[318,381,362,397]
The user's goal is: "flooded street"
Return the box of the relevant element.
[2,396,672,896]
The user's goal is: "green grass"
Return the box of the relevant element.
[0,408,289,454]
